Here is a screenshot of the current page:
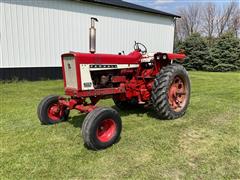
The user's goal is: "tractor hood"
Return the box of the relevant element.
[61,50,142,64]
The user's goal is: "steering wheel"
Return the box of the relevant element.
[134,42,147,54]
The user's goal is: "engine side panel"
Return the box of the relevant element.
[80,64,139,90]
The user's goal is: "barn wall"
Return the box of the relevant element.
[0,0,175,80]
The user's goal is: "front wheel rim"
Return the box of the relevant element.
[96,119,117,143]
[168,76,188,112]
[47,103,65,121]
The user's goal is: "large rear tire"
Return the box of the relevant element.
[82,107,122,150]
[151,64,191,119]
[37,95,70,124]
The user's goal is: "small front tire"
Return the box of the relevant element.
[37,95,69,125]
[82,107,122,150]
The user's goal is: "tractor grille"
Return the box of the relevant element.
[63,56,78,89]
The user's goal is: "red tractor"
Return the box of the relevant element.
[38,18,190,150]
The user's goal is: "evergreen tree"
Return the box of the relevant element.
[209,31,240,72]
[176,33,210,71]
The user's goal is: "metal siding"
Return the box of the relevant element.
[1,0,175,68]
[0,0,3,67]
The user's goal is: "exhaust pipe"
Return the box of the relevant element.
[89,17,98,54]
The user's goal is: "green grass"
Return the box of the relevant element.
[0,72,240,179]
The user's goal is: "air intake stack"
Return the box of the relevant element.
[89,17,98,54]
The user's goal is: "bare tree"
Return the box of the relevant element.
[216,1,239,37]
[228,7,240,37]
[175,1,240,40]
[202,3,216,39]
[176,3,201,40]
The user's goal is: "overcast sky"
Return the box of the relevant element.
[124,0,239,14]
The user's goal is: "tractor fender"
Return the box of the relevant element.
[166,53,186,61]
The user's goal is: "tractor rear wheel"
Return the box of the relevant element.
[37,95,70,124]
[151,64,191,119]
[82,107,122,150]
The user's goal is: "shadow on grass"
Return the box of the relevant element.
[67,105,167,129]
[68,114,86,129]
[111,105,159,119]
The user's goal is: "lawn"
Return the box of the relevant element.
[0,72,240,179]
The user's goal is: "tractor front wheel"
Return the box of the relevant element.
[82,107,122,150]
[37,95,70,124]
[151,64,191,119]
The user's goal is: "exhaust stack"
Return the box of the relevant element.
[89,17,98,54]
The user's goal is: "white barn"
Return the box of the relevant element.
[0,0,179,80]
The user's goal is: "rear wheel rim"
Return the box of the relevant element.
[47,103,64,121]
[168,76,188,112]
[96,119,117,143]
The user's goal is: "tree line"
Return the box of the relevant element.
[174,1,240,72]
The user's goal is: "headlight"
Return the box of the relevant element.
[162,55,167,60]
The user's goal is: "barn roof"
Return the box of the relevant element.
[75,0,180,18]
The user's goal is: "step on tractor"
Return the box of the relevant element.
[38,17,191,150]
